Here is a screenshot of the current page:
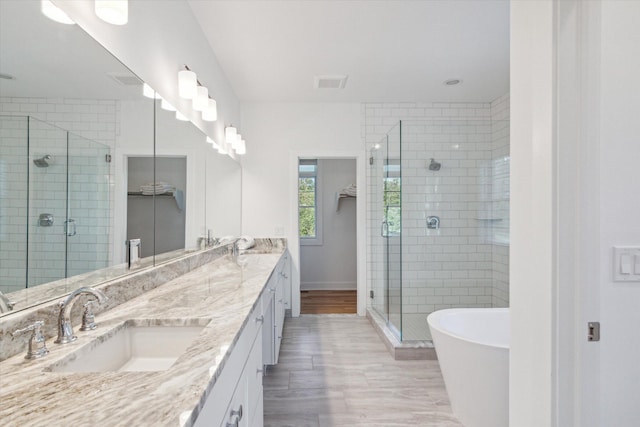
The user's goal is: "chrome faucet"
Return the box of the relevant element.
[0,290,16,313]
[55,287,107,344]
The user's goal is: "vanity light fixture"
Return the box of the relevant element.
[142,83,161,100]
[202,98,217,122]
[225,125,238,148]
[41,0,75,25]
[233,133,243,151]
[95,0,128,26]
[161,98,176,112]
[236,139,246,156]
[178,67,198,100]
[192,86,209,111]
[175,111,189,121]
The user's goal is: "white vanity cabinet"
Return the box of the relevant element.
[262,252,290,366]
[194,302,264,427]
[193,251,290,427]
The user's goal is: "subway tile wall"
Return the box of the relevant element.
[0,98,117,294]
[364,96,510,338]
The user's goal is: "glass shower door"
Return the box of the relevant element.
[369,121,403,339]
[385,122,402,338]
[27,117,68,287]
[66,133,111,280]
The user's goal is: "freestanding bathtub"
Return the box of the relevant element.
[427,308,509,427]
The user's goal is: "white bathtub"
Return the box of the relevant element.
[427,308,509,427]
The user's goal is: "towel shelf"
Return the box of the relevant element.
[127,191,175,197]
[335,192,356,212]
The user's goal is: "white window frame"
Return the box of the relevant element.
[299,159,323,246]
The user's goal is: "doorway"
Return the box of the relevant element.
[298,158,357,314]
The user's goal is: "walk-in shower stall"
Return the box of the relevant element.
[0,115,111,294]
[368,119,510,341]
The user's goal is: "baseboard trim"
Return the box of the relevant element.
[301,281,356,291]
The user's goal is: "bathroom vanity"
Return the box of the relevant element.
[0,244,290,427]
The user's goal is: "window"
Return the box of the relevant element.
[383,160,401,236]
[298,159,322,244]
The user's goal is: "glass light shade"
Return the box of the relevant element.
[202,99,217,122]
[175,111,189,121]
[178,70,197,99]
[192,86,209,111]
[236,139,246,155]
[41,0,75,25]
[161,98,176,111]
[225,126,237,147]
[232,133,242,150]
[95,0,128,26]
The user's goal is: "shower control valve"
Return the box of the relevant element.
[427,216,440,230]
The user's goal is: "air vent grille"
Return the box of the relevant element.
[107,72,143,86]
[314,75,348,89]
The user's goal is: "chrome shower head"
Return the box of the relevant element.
[428,158,441,171]
[33,155,52,168]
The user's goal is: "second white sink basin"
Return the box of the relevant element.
[46,319,207,373]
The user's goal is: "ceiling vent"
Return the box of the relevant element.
[314,75,348,89]
[107,72,143,86]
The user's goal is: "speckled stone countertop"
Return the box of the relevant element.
[0,251,283,427]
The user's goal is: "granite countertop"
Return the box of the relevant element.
[0,251,283,427]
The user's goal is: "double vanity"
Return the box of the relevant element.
[0,241,289,427]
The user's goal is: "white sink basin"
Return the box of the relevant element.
[46,320,207,373]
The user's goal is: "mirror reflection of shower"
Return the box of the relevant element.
[33,154,53,167]
[428,158,441,171]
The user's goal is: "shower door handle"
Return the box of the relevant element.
[64,219,76,237]
[381,221,388,237]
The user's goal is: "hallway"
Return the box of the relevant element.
[263,315,462,427]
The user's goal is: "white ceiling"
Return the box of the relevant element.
[188,0,510,103]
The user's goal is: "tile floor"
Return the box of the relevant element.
[263,314,462,427]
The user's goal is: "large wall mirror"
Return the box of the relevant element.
[0,0,241,316]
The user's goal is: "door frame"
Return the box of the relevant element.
[288,150,367,317]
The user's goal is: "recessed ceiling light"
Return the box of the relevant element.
[444,79,462,86]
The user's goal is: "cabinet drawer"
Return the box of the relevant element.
[193,303,264,427]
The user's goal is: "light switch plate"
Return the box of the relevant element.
[613,246,640,282]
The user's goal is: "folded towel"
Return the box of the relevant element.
[140,181,176,195]
[236,236,256,251]
[341,183,357,197]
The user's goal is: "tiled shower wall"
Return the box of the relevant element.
[0,98,117,293]
[364,95,510,338]
[490,94,510,307]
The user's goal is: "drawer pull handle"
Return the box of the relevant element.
[278,299,283,303]
[226,420,238,427]
[269,288,276,293]
[255,315,264,324]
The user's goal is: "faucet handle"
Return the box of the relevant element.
[12,321,49,360]
[80,300,98,331]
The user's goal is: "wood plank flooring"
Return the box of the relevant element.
[263,315,463,427]
[300,291,357,314]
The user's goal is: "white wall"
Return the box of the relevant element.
[241,102,363,315]
[598,2,640,425]
[300,159,357,290]
[511,1,640,426]
[510,1,554,425]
